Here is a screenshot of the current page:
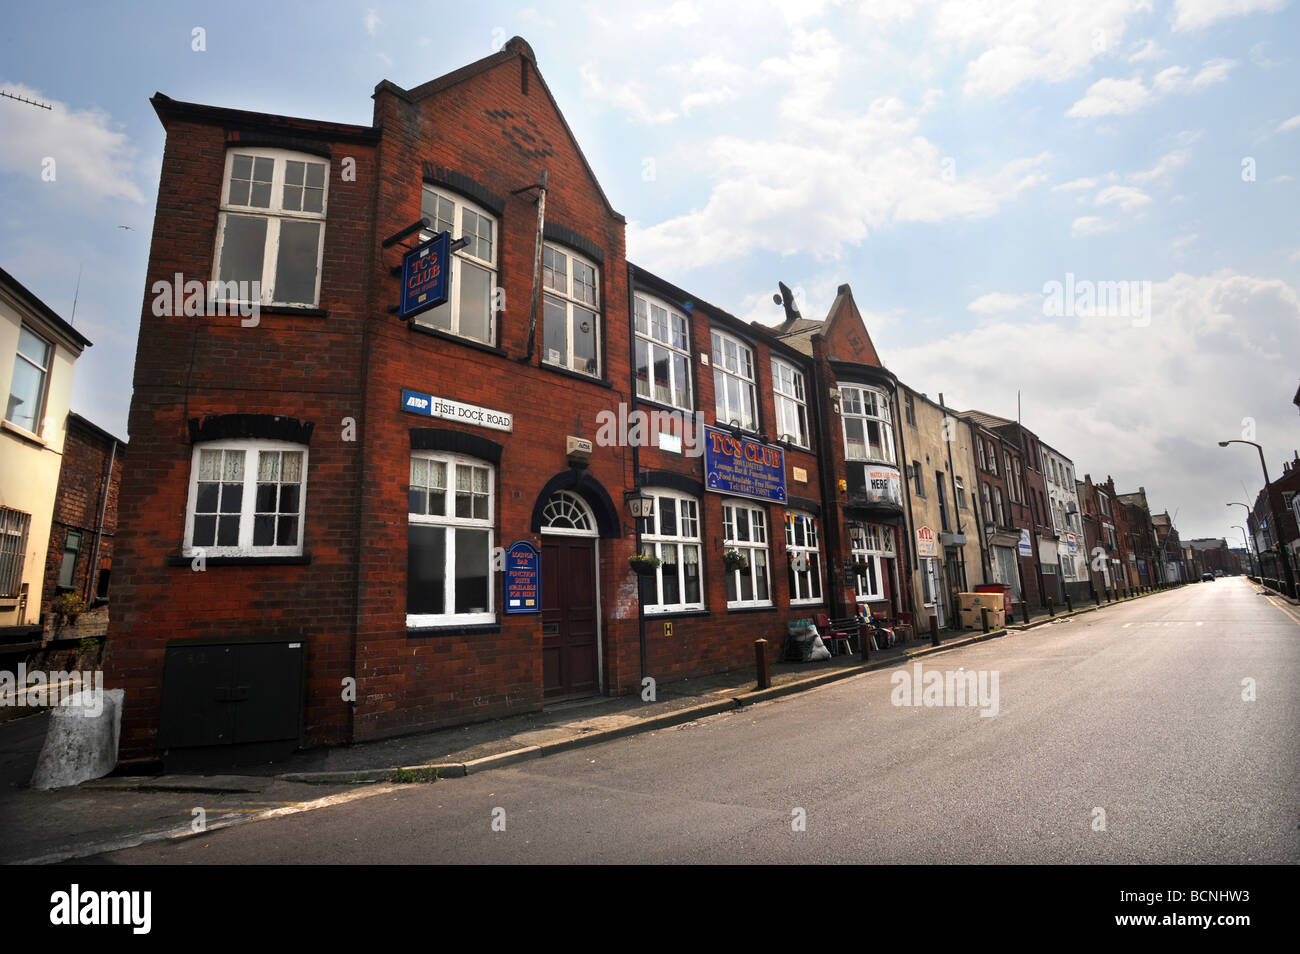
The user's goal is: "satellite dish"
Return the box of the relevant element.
[772,293,783,306]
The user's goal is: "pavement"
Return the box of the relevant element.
[0,583,1215,864]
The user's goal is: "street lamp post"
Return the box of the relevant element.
[1227,502,1256,577]
[1219,441,1297,598]
[1231,525,1254,576]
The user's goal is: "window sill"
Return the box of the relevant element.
[166,553,311,567]
[409,322,507,357]
[633,395,695,416]
[407,623,501,637]
[643,608,710,619]
[212,301,328,318]
[540,362,613,388]
[726,604,778,614]
[2,420,48,447]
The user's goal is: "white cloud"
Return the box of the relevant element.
[1052,177,1099,192]
[1276,114,1300,133]
[1171,0,1286,32]
[1128,149,1190,185]
[1068,59,1234,118]
[1129,38,1165,62]
[579,63,677,124]
[884,270,1300,540]
[1071,216,1115,237]
[628,29,1049,274]
[364,8,380,36]
[968,292,1037,314]
[934,0,1143,98]
[1067,76,1152,117]
[1249,41,1285,69]
[518,8,557,28]
[1096,184,1153,211]
[1171,232,1199,249]
[0,83,143,203]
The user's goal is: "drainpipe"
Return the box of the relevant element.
[892,386,917,622]
[627,266,646,685]
[940,392,968,595]
[85,436,118,606]
[808,337,846,617]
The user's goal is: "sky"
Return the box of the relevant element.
[1,0,1297,547]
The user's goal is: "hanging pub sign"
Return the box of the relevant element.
[505,541,540,614]
[703,425,786,503]
[399,231,450,320]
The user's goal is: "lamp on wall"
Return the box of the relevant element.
[625,490,655,519]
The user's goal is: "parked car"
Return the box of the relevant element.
[1201,572,1215,582]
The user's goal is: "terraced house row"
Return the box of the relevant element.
[106,38,1186,766]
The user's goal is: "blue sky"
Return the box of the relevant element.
[1,0,1297,545]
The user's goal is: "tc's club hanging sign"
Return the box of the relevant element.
[400,232,450,320]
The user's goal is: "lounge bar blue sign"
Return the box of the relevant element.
[505,541,540,614]
[399,231,449,320]
[703,425,787,503]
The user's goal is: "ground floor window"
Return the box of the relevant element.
[638,489,703,613]
[849,522,893,602]
[723,499,770,607]
[407,453,494,625]
[784,511,821,604]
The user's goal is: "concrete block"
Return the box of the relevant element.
[31,689,124,790]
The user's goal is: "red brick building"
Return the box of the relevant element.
[107,39,912,765]
[40,413,124,634]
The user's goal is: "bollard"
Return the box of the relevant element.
[1020,600,1030,624]
[1064,590,1072,612]
[1047,596,1054,618]
[1095,588,1102,606]
[930,614,940,647]
[981,607,990,633]
[858,619,870,661]
[755,638,770,690]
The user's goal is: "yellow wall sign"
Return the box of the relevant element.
[664,622,674,638]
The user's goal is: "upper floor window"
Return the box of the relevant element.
[633,294,691,410]
[987,441,999,476]
[904,391,916,427]
[772,358,809,448]
[722,499,771,607]
[711,331,757,431]
[408,452,494,625]
[215,149,328,308]
[419,186,497,345]
[6,325,51,435]
[637,489,703,613]
[784,512,822,604]
[976,439,987,471]
[910,461,925,497]
[955,476,968,510]
[185,441,308,556]
[841,385,895,464]
[542,244,600,377]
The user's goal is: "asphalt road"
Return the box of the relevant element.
[91,579,1300,864]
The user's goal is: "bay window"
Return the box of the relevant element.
[784,511,822,604]
[841,386,895,463]
[637,489,702,613]
[710,331,756,431]
[185,441,309,556]
[772,358,809,448]
[408,453,494,625]
[419,186,497,344]
[633,294,691,410]
[722,499,770,607]
[214,148,328,308]
[542,244,600,377]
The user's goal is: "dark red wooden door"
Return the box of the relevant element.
[541,537,598,699]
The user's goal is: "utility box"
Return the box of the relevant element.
[159,636,304,767]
